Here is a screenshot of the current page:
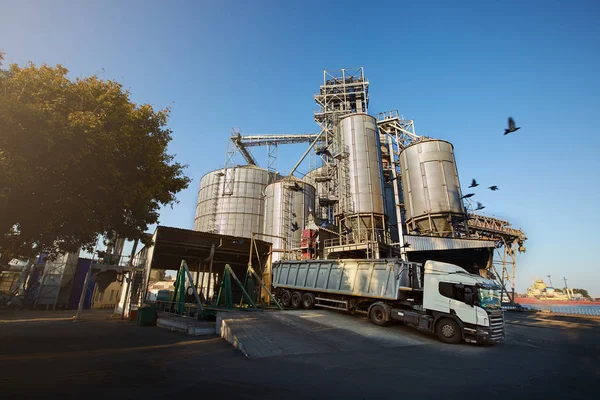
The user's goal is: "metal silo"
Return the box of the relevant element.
[338,113,386,215]
[194,165,276,238]
[263,177,316,262]
[399,139,466,236]
[336,113,388,246]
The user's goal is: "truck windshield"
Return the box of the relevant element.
[478,288,501,309]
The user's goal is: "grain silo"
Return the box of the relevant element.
[337,113,387,243]
[194,165,277,238]
[263,177,316,261]
[398,139,466,236]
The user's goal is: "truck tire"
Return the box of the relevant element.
[301,293,315,309]
[436,318,462,344]
[291,292,303,309]
[369,304,389,326]
[280,290,292,308]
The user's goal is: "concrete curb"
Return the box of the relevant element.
[157,317,216,336]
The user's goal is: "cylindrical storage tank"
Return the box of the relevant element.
[338,114,386,215]
[399,139,466,236]
[263,178,316,262]
[194,166,275,238]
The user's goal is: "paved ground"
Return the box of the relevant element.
[1,309,598,399]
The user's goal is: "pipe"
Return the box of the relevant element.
[289,129,326,176]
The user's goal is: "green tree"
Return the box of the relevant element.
[572,289,592,300]
[0,57,190,261]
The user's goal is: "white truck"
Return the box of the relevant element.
[272,258,504,344]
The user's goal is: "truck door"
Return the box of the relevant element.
[438,283,477,325]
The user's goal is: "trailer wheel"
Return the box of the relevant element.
[436,318,462,344]
[301,293,315,309]
[280,291,292,308]
[291,292,303,309]
[369,305,389,326]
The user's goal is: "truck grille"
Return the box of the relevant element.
[488,310,504,342]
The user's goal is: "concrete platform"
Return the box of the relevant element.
[156,314,215,336]
[217,309,426,359]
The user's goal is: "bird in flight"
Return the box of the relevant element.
[291,222,299,232]
[469,179,479,188]
[289,182,303,192]
[399,242,411,249]
[504,117,521,135]
[341,222,352,234]
[316,146,332,158]
[475,202,485,211]
[488,186,499,191]
[461,193,475,199]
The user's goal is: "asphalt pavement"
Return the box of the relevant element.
[0,309,598,399]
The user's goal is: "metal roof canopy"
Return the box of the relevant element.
[147,226,272,272]
[403,235,496,252]
[402,235,495,274]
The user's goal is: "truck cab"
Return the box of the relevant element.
[421,260,504,344]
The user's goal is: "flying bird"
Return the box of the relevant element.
[385,176,398,183]
[341,222,352,234]
[488,186,499,191]
[289,182,303,192]
[292,212,297,218]
[399,242,411,249]
[469,179,479,188]
[475,202,485,211]
[290,222,299,232]
[315,146,332,158]
[461,193,475,199]
[504,117,521,135]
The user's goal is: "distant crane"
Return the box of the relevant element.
[563,277,573,299]
[547,275,553,287]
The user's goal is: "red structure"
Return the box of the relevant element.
[301,229,318,260]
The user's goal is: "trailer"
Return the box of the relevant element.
[272,258,504,344]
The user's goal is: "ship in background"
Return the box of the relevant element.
[515,277,600,305]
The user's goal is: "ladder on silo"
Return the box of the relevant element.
[282,187,293,258]
[208,173,222,233]
[340,145,354,215]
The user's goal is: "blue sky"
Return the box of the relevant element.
[2,0,599,295]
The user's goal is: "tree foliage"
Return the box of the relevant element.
[0,58,190,261]
[572,289,592,300]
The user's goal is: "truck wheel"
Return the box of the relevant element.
[291,292,303,309]
[301,293,315,309]
[280,291,291,308]
[436,318,462,344]
[369,305,389,326]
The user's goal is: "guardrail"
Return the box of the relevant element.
[324,228,390,248]
[155,300,201,319]
[519,304,600,317]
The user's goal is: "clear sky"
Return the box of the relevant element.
[1,0,599,295]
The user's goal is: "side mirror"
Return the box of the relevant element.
[464,292,474,306]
